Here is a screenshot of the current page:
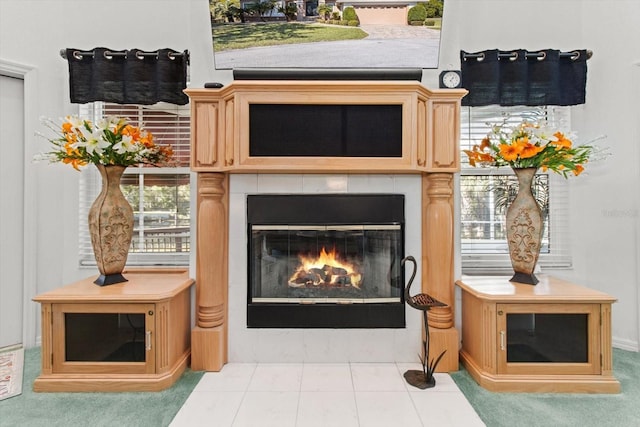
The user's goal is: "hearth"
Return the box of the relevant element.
[247,194,405,328]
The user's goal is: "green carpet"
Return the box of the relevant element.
[1,347,637,427]
[0,347,204,427]
[451,348,640,427]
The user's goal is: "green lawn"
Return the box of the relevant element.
[425,17,442,29]
[212,22,368,51]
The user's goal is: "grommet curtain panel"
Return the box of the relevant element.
[460,49,588,107]
[65,47,189,105]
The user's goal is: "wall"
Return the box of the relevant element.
[435,0,640,351]
[1,0,637,350]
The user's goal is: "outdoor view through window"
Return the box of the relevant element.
[209,0,445,69]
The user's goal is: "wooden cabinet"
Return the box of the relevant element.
[33,269,194,392]
[456,275,620,393]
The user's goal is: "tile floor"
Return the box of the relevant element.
[170,362,485,427]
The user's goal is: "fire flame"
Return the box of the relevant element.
[288,247,362,288]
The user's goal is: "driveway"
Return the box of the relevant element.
[213,24,442,69]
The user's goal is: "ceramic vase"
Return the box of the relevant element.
[88,164,133,286]
[506,167,543,285]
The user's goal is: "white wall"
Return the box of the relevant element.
[1,0,638,350]
[436,0,640,351]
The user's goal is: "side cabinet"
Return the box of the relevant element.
[34,270,194,392]
[457,275,620,393]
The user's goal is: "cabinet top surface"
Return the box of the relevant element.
[456,275,616,303]
[33,269,194,303]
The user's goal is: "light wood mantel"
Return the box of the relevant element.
[186,81,466,174]
[186,81,467,371]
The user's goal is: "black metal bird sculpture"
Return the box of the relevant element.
[401,255,448,389]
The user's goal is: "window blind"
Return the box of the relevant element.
[460,105,572,274]
[78,103,191,267]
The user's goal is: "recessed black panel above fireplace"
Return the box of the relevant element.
[249,104,403,157]
[247,194,405,328]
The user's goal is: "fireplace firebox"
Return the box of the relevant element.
[247,194,405,328]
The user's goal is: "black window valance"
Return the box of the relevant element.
[460,49,589,107]
[64,47,189,105]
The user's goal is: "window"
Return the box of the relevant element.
[460,105,572,274]
[79,103,191,267]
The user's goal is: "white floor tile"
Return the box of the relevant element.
[248,363,304,391]
[301,363,353,392]
[173,364,481,427]
[232,391,299,427]
[355,391,423,427]
[169,391,244,427]
[350,363,407,391]
[410,390,486,426]
[194,363,256,392]
[296,391,359,427]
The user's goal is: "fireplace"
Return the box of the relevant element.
[247,194,405,328]
[185,80,465,371]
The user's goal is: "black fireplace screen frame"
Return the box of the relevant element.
[247,194,406,328]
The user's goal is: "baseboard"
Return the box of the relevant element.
[613,337,639,352]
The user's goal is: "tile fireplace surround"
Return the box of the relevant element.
[227,173,424,362]
[186,80,467,372]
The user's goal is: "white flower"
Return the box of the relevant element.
[65,115,86,132]
[113,135,138,154]
[75,128,110,155]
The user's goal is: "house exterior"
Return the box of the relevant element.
[338,0,417,24]
[238,0,417,24]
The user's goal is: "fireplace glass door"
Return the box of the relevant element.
[251,224,402,303]
[247,194,405,328]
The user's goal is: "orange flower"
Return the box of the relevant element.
[499,143,523,162]
[520,143,544,159]
[62,156,87,171]
[62,122,73,133]
[573,164,584,176]
[121,125,141,141]
[479,137,491,151]
[140,132,155,148]
[552,132,572,149]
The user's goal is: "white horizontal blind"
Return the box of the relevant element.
[460,105,572,274]
[78,103,191,267]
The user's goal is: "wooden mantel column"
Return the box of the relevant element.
[191,172,228,371]
[422,172,459,371]
[422,172,455,327]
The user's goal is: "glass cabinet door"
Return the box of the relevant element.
[52,303,155,374]
[496,303,601,375]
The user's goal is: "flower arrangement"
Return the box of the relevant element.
[464,118,595,177]
[37,115,175,170]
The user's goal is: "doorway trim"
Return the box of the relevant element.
[0,58,38,347]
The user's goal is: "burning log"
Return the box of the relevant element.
[288,248,362,289]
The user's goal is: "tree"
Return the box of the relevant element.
[424,0,444,19]
[278,2,298,21]
[210,0,241,22]
[247,0,277,21]
[317,4,333,21]
[342,6,358,22]
[407,4,426,24]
